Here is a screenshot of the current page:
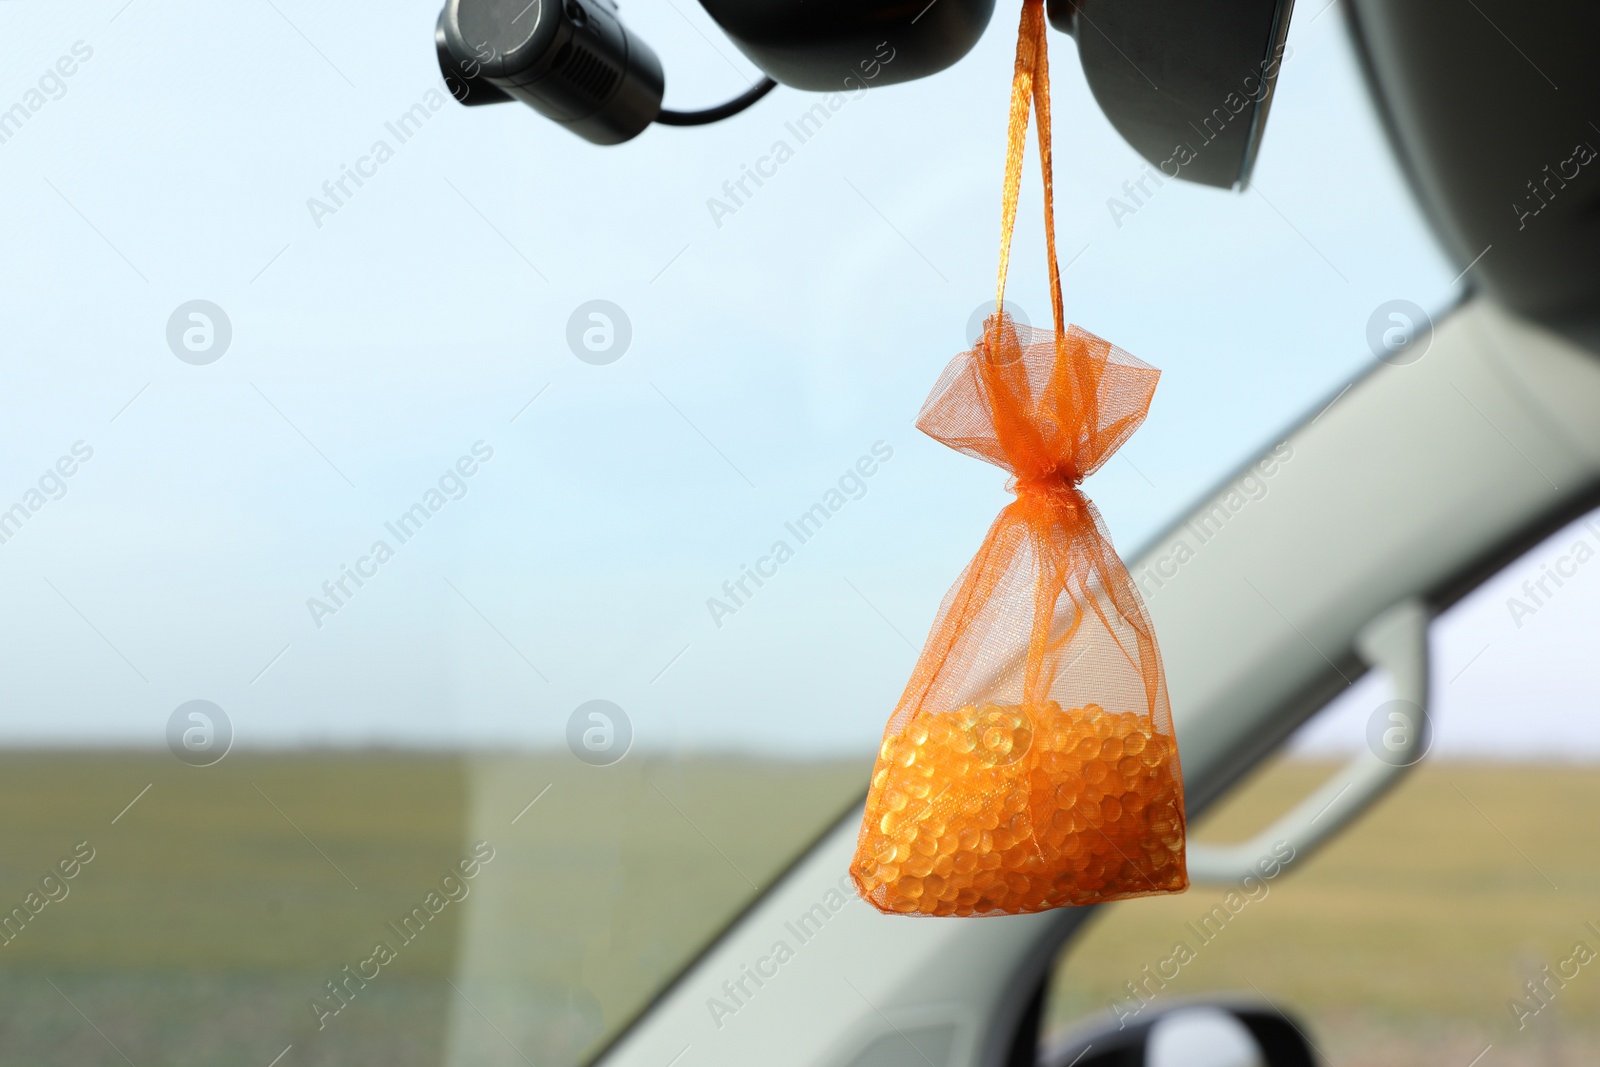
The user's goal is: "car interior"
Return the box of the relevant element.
[2,0,1597,1065]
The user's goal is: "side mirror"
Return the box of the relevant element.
[1043,998,1316,1067]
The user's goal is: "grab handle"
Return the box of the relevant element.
[1185,597,1430,884]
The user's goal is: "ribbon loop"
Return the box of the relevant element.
[995,0,1064,341]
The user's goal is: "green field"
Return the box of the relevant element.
[0,750,868,1067]
[1046,759,1600,1066]
[1,751,1597,1066]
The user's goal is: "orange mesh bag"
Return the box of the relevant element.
[850,0,1187,917]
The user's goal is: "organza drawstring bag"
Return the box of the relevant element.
[850,0,1187,916]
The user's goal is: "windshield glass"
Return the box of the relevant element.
[0,1,1454,1064]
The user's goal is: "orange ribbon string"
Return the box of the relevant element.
[995,0,1065,341]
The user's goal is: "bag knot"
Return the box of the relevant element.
[1011,467,1083,510]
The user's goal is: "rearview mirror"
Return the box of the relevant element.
[1048,0,1294,189]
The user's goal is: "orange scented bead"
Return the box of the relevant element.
[852,701,1187,916]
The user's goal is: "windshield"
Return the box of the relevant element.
[0,1,1454,1064]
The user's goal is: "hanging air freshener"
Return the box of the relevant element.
[850,0,1187,917]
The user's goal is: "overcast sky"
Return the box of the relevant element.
[1,0,1590,759]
